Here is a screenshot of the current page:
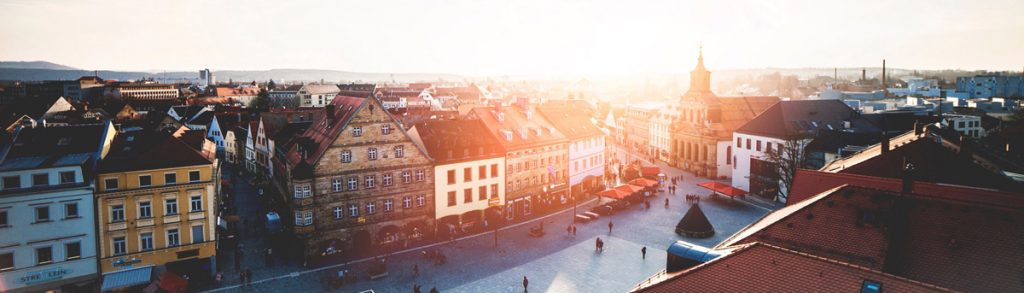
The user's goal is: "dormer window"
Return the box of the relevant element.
[352,127,362,137]
[381,124,391,135]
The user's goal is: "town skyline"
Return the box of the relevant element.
[2,0,1023,76]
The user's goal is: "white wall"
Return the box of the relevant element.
[433,157,506,220]
[569,135,605,186]
[715,140,733,180]
[730,132,786,193]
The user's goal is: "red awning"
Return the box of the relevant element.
[158,271,188,293]
[628,178,660,188]
[597,188,631,199]
[641,166,661,177]
[696,182,748,197]
[615,184,645,194]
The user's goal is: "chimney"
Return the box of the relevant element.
[913,120,922,135]
[901,163,915,194]
[861,68,866,81]
[882,59,887,89]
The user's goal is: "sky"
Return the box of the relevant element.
[1,0,1023,76]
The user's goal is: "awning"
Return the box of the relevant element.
[614,184,645,194]
[628,178,660,188]
[641,166,661,177]
[696,182,748,197]
[596,188,631,199]
[159,271,188,293]
[101,266,153,292]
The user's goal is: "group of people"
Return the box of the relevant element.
[685,194,702,203]
[595,237,606,252]
[411,284,440,293]
[566,224,578,236]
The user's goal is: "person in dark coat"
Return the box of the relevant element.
[429,287,439,293]
[641,246,647,259]
[607,221,614,234]
[523,276,529,292]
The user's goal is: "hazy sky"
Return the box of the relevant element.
[1,0,1022,76]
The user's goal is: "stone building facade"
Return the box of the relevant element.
[284,95,434,259]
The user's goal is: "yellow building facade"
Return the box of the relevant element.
[94,134,218,276]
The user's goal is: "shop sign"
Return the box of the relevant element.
[19,267,73,285]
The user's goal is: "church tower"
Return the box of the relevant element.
[688,46,712,94]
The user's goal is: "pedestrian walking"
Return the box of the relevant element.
[567,225,572,236]
[642,246,647,259]
[245,269,252,284]
[238,271,245,285]
[413,264,420,278]
[523,276,529,292]
[215,271,223,287]
[665,198,669,208]
[608,221,614,234]
[429,287,439,293]
[595,237,601,251]
[572,225,577,236]
[413,284,422,293]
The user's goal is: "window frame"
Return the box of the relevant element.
[35,206,50,223]
[140,232,154,251]
[113,237,127,255]
[64,241,81,260]
[165,198,178,215]
[31,173,48,187]
[35,245,53,265]
[188,170,201,182]
[59,171,75,185]
[64,202,79,219]
[111,205,124,222]
[190,196,203,212]
[164,172,177,185]
[167,229,180,247]
[138,174,152,187]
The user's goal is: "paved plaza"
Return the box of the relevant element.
[206,145,774,292]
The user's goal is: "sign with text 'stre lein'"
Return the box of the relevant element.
[19,267,73,285]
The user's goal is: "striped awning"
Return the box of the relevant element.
[101,266,153,292]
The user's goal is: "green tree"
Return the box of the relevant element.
[249,88,270,112]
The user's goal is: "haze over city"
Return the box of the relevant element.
[2,0,1024,76]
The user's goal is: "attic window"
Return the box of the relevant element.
[57,138,71,146]
[860,280,881,293]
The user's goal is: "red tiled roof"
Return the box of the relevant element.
[635,242,951,292]
[469,105,568,151]
[717,184,1024,292]
[535,103,603,140]
[214,87,259,97]
[285,96,366,168]
[789,169,1024,209]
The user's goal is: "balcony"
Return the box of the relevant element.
[136,218,154,228]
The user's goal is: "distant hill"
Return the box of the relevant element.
[0,63,464,83]
[0,61,79,70]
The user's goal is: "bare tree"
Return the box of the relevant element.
[761,135,812,201]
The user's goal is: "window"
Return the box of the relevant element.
[364,175,376,188]
[464,188,473,203]
[368,148,378,160]
[447,191,456,207]
[293,185,311,198]
[0,210,7,227]
[347,177,358,190]
[164,173,177,185]
[394,146,404,158]
[491,164,498,178]
[333,206,343,219]
[382,174,393,186]
[36,246,52,265]
[332,178,342,192]
[402,171,412,183]
[348,204,359,217]
[64,203,78,219]
[139,202,152,218]
[464,167,472,182]
[381,124,391,135]
[190,196,202,211]
[2,176,20,190]
[383,199,393,212]
[726,146,732,164]
[192,225,204,243]
[415,170,425,181]
[104,178,118,190]
[756,140,762,152]
[417,194,426,207]
[32,173,48,187]
[113,237,126,255]
[366,202,376,214]
[65,242,81,260]
[189,171,200,182]
[490,184,498,198]
[1,252,13,271]
[447,170,456,185]
[352,127,362,137]
[861,280,882,293]
[341,150,352,163]
[403,196,412,209]
[167,229,180,247]
[139,175,151,187]
[35,206,50,222]
[165,199,178,215]
[111,205,124,222]
[479,186,487,200]
[140,233,153,251]
[745,138,751,150]
[766,142,773,154]
[59,171,75,184]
